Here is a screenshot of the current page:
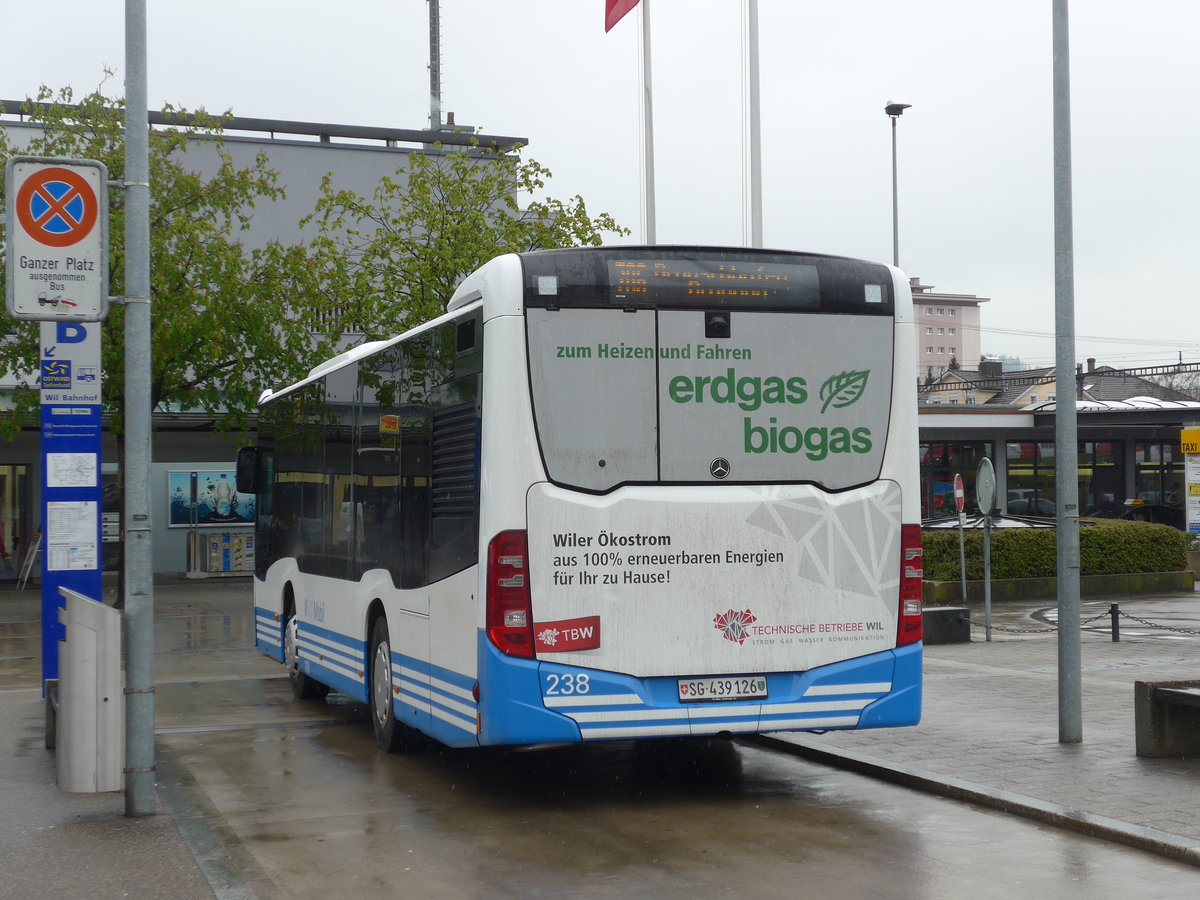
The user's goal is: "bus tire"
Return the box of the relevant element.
[369,616,414,753]
[284,603,329,701]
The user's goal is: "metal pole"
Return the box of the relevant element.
[641,0,657,244]
[957,516,967,603]
[746,0,762,248]
[885,103,910,268]
[891,115,899,267]
[983,512,993,642]
[428,0,441,129]
[1053,0,1083,744]
[124,0,156,815]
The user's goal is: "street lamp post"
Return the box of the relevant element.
[885,102,912,268]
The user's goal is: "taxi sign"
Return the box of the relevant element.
[5,157,108,322]
[1182,428,1200,456]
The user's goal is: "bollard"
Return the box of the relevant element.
[56,587,124,792]
[1110,602,1120,643]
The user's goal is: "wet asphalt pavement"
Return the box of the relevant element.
[3,577,1200,898]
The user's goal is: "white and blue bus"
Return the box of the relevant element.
[238,247,923,751]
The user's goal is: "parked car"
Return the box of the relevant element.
[1007,496,1057,517]
[1118,504,1185,529]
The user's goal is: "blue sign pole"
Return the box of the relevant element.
[39,320,103,684]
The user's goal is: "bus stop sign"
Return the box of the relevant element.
[5,157,109,322]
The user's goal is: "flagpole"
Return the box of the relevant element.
[746,0,762,247]
[641,0,657,244]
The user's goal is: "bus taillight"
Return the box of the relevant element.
[486,530,535,658]
[897,524,924,646]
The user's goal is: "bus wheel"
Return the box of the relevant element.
[369,616,418,752]
[284,606,329,701]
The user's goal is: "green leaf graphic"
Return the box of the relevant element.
[819,370,869,414]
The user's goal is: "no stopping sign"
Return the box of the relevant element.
[5,157,108,321]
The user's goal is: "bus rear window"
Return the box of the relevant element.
[526,307,894,492]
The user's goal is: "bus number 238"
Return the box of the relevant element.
[545,673,590,695]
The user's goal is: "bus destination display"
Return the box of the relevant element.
[608,258,820,305]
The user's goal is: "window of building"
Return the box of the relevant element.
[925,327,933,334]
[1134,439,1184,511]
[937,308,944,315]
[926,307,934,315]
[937,327,944,335]
[1083,441,1125,515]
[937,347,945,354]
[949,327,956,335]
[1004,441,1056,515]
[0,464,30,581]
[948,309,956,316]
[926,346,934,354]
[920,441,992,519]
[948,396,959,405]
[1006,440,1126,517]
[950,346,956,355]
[966,393,977,405]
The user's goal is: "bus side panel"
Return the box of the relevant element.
[292,573,370,704]
[419,567,481,747]
[477,312,547,549]
[299,620,368,703]
[883,266,920,524]
[393,647,480,748]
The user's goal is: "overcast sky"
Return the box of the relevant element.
[4,1,1198,369]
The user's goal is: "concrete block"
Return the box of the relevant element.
[923,606,970,645]
[1135,680,1200,758]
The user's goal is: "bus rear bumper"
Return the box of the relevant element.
[478,635,921,746]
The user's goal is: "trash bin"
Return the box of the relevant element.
[56,587,123,792]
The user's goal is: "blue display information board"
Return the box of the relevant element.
[39,320,103,683]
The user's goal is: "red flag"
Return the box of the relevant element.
[605,0,640,32]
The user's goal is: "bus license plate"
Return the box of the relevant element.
[677,676,768,702]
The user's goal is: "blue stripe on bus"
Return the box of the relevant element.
[254,607,284,663]
[296,622,369,704]
[392,651,479,748]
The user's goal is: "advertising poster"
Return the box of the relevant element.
[168,470,256,527]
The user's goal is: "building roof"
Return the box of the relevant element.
[909,278,990,305]
[920,364,1194,409]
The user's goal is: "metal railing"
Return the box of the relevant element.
[971,603,1200,639]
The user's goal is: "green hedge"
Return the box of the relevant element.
[922,519,1188,582]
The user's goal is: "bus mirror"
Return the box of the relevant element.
[236,447,261,494]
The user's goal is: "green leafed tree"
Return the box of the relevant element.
[1,83,628,440]
[0,82,327,439]
[301,143,629,340]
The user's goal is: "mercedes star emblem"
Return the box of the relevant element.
[710,458,731,479]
